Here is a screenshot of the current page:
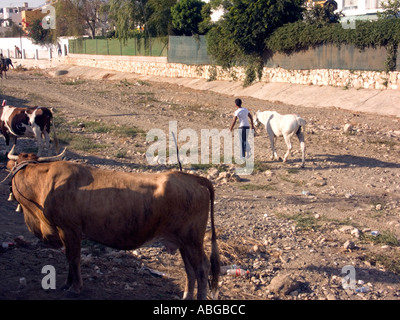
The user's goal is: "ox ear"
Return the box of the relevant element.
[37,147,67,162]
[7,145,18,161]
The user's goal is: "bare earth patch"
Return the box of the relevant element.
[0,68,400,301]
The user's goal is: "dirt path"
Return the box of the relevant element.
[0,68,400,300]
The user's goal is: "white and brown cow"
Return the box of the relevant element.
[0,101,58,156]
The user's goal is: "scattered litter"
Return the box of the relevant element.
[355,286,370,293]
[19,277,26,289]
[220,265,249,277]
[146,267,168,279]
[2,242,15,249]
[14,235,30,248]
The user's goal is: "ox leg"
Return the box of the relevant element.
[180,248,196,300]
[43,131,51,155]
[296,129,306,168]
[59,230,83,295]
[4,134,10,147]
[196,252,210,300]
[33,127,44,156]
[180,245,210,300]
[6,136,17,153]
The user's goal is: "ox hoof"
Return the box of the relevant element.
[65,289,80,299]
[61,283,81,297]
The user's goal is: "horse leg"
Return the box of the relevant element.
[296,128,306,167]
[266,125,279,161]
[283,133,292,163]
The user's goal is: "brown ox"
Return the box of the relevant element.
[7,148,220,299]
[0,101,58,156]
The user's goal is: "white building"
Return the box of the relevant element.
[0,2,28,27]
[337,0,385,25]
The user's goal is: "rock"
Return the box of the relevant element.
[339,225,354,234]
[264,170,274,177]
[326,293,337,300]
[343,240,356,250]
[217,172,231,180]
[351,228,361,238]
[207,168,220,180]
[267,274,301,296]
[343,124,353,134]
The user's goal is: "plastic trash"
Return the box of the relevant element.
[220,265,238,274]
[146,267,168,279]
[19,277,26,289]
[370,231,379,237]
[2,242,15,249]
[220,265,250,277]
[227,268,250,277]
[355,286,370,293]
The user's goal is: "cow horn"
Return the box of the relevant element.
[7,145,18,161]
[37,147,67,162]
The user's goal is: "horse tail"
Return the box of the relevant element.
[295,115,306,135]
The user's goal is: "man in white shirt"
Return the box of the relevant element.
[229,98,255,158]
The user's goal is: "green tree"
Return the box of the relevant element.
[27,19,55,45]
[74,0,108,39]
[171,0,207,35]
[109,0,149,41]
[55,0,85,37]
[146,0,177,36]
[206,0,303,85]
[224,0,304,56]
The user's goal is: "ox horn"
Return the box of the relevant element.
[7,145,18,161]
[37,147,67,162]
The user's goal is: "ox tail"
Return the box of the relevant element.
[199,177,220,296]
[50,113,59,153]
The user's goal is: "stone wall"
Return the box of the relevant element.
[65,54,400,90]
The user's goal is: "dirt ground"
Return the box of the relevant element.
[0,67,400,301]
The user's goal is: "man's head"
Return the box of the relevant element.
[235,98,242,108]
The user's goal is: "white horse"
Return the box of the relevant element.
[254,110,306,167]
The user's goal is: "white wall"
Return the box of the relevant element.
[0,36,70,60]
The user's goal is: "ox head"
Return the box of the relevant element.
[7,145,67,170]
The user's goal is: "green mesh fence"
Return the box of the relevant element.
[69,38,168,57]
[167,35,211,65]
[69,36,398,71]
